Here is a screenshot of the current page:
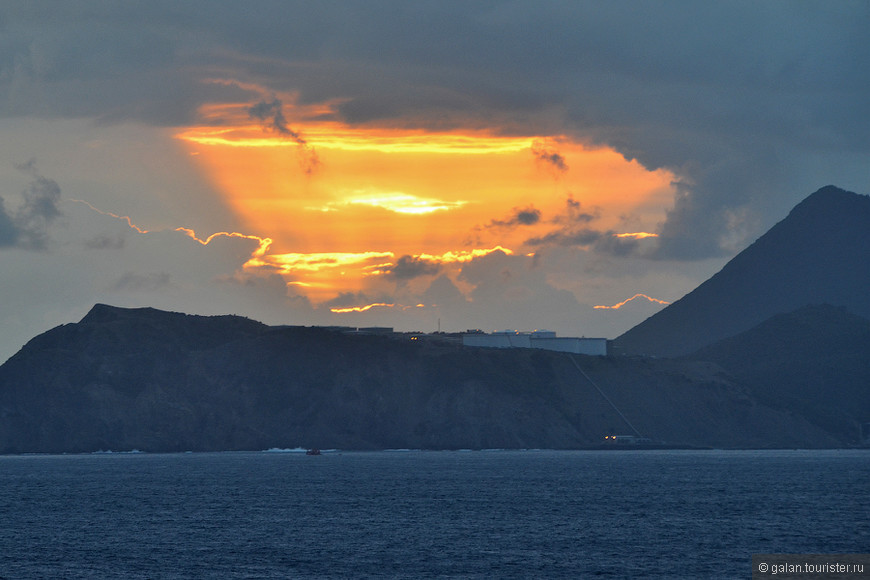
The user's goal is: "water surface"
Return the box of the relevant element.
[1,449,867,578]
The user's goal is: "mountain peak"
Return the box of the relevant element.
[803,184,852,198]
[614,185,870,357]
[787,185,870,221]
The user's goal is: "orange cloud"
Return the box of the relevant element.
[177,123,534,155]
[73,196,520,305]
[329,302,395,314]
[174,227,272,260]
[174,98,676,305]
[249,251,394,274]
[613,232,659,239]
[594,293,671,310]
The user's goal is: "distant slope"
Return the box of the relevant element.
[688,304,870,443]
[614,186,870,357]
[0,304,839,452]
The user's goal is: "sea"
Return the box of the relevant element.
[0,449,867,579]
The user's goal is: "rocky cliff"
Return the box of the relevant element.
[0,304,840,452]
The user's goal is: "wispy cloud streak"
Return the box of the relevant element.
[72,199,273,267]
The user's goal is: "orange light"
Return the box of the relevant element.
[174,99,676,303]
[177,123,535,155]
[329,303,395,314]
[613,232,658,239]
[313,191,468,215]
[70,199,151,234]
[594,294,671,310]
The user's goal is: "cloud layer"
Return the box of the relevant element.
[0,2,866,361]
[3,2,866,255]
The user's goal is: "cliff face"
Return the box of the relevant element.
[0,304,840,452]
[614,186,870,357]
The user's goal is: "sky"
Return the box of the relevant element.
[0,1,868,362]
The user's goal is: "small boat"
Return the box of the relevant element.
[305,448,321,455]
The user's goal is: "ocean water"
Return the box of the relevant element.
[0,449,867,579]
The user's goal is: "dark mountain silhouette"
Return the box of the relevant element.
[614,186,870,357]
[688,304,870,444]
[0,304,838,453]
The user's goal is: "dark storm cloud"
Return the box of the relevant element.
[2,2,867,257]
[0,161,63,250]
[525,228,640,257]
[248,99,308,144]
[593,234,641,258]
[526,228,603,247]
[323,292,364,308]
[525,197,639,256]
[488,206,542,229]
[248,98,320,174]
[531,140,568,174]
[514,208,541,225]
[552,196,598,225]
[385,255,441,281]
[321,291,389,310]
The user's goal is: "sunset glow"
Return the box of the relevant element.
[0,2,862,364]
[330,303,395,314]
[171,99,677,307]
[594,294,672,310]
[174,227,273,259]
[614,232,659,239]
[176,123,536,155]
[249,251,394,274]
[317,191,468,215]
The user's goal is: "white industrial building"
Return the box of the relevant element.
[462,330,607,356]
